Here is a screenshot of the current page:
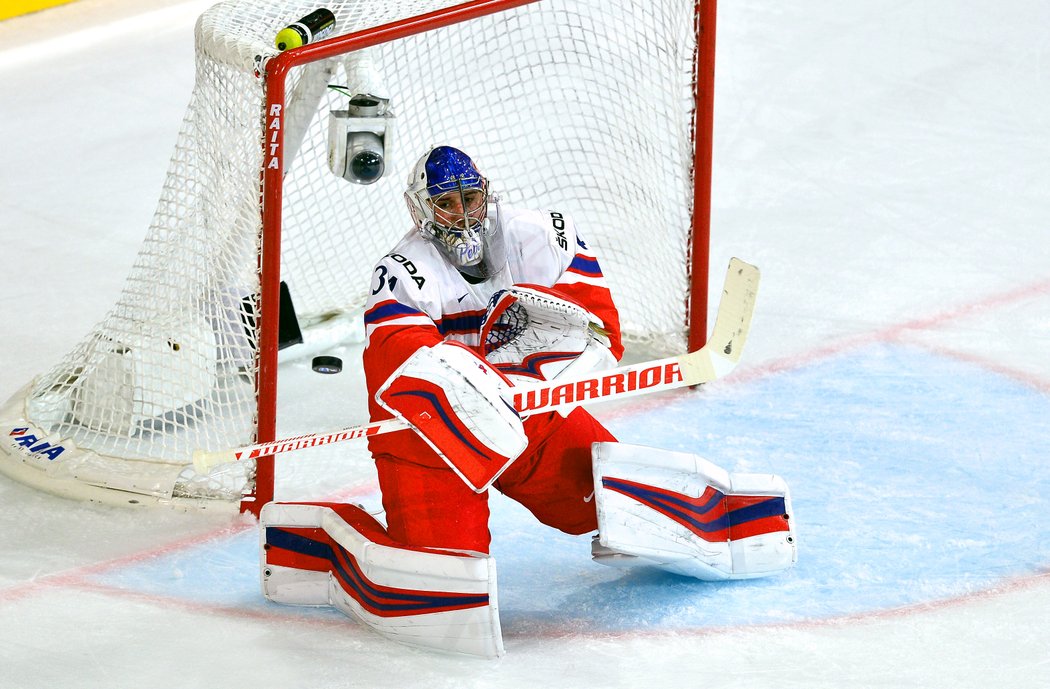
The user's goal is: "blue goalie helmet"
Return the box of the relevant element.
[405,146,506,280]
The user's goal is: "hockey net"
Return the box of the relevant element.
[0,0,713,512]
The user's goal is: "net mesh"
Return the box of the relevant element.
[14,0,699,504]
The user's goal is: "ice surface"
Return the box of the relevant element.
[1,0,1049,687]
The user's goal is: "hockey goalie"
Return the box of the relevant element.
[259,146,797,658]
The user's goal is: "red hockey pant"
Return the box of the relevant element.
[374,408,615,553]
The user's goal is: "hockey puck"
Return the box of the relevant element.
[312,355,343,374]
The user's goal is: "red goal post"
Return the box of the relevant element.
[252,0,718,511]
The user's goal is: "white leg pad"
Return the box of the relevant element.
[592,442,797,581]
[260,502,504,658]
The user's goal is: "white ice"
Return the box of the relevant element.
[1,0,1049,687]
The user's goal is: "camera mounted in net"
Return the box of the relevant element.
[327,92,393,185]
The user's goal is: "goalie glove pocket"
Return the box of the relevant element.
[377,341,528,492]
[480,285,614,382]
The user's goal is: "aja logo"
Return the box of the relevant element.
[8,426,66,461]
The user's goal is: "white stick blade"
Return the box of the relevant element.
[676,258,759,385]
[708,257,760,367]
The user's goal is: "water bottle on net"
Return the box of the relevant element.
[275,8,336,51]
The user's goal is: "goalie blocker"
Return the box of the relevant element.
[376,341,528,492]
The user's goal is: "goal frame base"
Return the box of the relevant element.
[0,386,241,512]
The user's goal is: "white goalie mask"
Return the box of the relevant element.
[404,146,507,280]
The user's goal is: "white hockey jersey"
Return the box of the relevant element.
[362,205,622,465]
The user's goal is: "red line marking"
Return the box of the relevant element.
[731,275,1050,386]
[503,568,1050,641]
[905,340,1050,394]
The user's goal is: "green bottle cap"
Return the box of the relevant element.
[275,27,304,51]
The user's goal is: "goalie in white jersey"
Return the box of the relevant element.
[258,146,797,658]
[361,145,624,553]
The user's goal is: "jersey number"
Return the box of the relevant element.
[372,254,426,295]
[372,265,397,295]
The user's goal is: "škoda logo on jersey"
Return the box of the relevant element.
[8,426,66,460]
[512,362,684,413]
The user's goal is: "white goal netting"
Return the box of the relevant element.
[0,0,702,507]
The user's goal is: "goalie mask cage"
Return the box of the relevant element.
[0,0,716,513]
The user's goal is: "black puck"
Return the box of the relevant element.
[312,355,343,374]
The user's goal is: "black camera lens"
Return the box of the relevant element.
[351,150,384,183]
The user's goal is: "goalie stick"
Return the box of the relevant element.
[192,258,758,474]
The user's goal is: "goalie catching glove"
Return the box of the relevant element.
[377,341,528,492]
[479,284,616,383]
